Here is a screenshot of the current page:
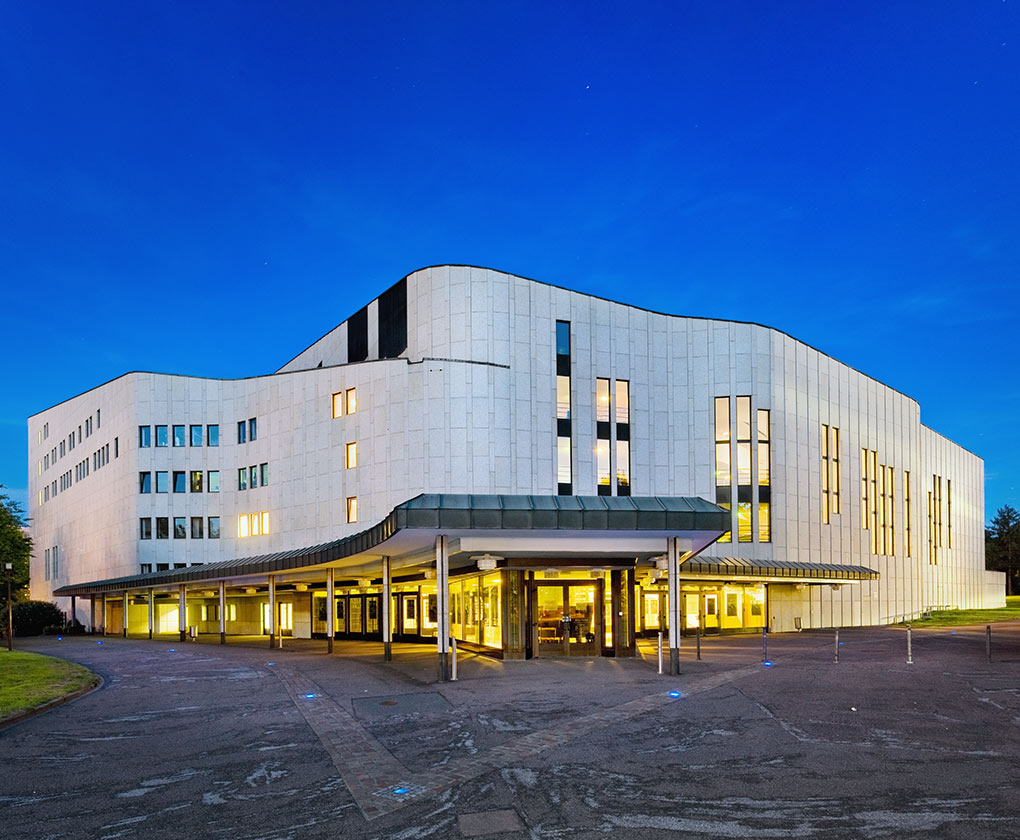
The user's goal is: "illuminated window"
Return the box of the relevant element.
[190,470,203,493]
[832,428,841,513]
[347,496,358,523]
[757,409,770,543]
[556,376,571,420]
[616,440,630,492]
[237,514,250,538]
[904,471,912,557]
[821,425,830,524]
[596,441,611,490]
[250,465,258,488]
[346,442,357,469]
[332,392,344,418]
[346,388,357,415]
[736,397,752,542]
[261,511,270,535]
[714,396,732,543]
[555,320,572,494]
[557,438,571,486]
[249,418,257,441]
[616,380,630,496]
[250,512,260,536]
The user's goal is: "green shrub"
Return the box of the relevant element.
[12,601,65,637]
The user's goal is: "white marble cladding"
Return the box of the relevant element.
[29,265,997,628]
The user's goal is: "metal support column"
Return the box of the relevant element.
[70,595,76,629]
[147,589,154,639]
[101,594,107,636]
[436,536,450,681]
[326,568,335,654]
[382,557,392,662]
[268,575,277,649]
[667,537,682,675]
[218,580,226,644]
[90,595,96,634]
[123,592,129,638]
[178,585,187,642]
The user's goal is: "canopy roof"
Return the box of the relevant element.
[678,555,879,582]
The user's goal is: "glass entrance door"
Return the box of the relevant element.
[534,582,602,657]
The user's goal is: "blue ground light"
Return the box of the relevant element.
[57,636,62,640]
[393,788,410,795]
[304,693,316,699]
[763,660,773,667]
[267,662,274,665]
[668,690,683,698]
[96,640,102,644]
[169,648,175,652]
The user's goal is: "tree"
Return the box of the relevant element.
[986,504,1020,596]
[1,487,32,605]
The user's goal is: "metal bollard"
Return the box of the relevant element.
[696,623,701,661]
[450,636,458,681]
[986,624,992,663]
[657,631,663,675]
[834,628,839,664]
[906,624,913,664]
[762,627,768,662]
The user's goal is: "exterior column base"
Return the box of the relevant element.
[669,647,680,676]
[384,640,392,661]
[327,636,333,654]
[179,630,186,642]
[220,632,225,645]
[148,630,152,640]
[438,651,449,682]
[269,633,276,649]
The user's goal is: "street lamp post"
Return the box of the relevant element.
[5,562,12,651]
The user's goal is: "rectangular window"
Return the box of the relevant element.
[616,439,630,493]
[139,426,151,447]
[140,564,152,574]
[156,517,169,539]
[556,376,571,420]
[190,425,203,446]
[173,471,186,493]
[346,388,357,415]
[205,470,219,493]
[249,418,257,441]
[596,378,610,423]
[596,440,611,492]
[114,437,119,458]
[736,396,752,542]
[332,392,344,418]
[237,514,250,538]
[156,471,168,493]
[51,546,58,578]
[861,448,868,530]
[139,472,152,493]
[821,424,830,524]
[173,517,187,539]
[208,517,220,539]
[347,496,358,523]
[555,320,572,495]
[173,425,186,447]
[45,548,50,580]
[191,516,204,539]
[207,424,219,446]
[249,465,258,488]
[615,380,630,495]
[140,518,152,539]
[238,468,247,491]
[250,511,261,537]
[615,379,630,426]
[947,479,952,549]
[714,396,732,543]
[190,470,203,493]
[260,463,268,485]
[261,511,270,535]
[904,470,912,557]
[757,409,770,543]
[832,427,841,513]
[237,421,246,444]
[346,442,357,469]
[556,320,570,356]
[557,437,571,489]
[155,425,168,447]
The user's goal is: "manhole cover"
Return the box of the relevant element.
[380,700,398,706]
[352,692,453,718]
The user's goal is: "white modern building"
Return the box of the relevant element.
[29,265,1003,675]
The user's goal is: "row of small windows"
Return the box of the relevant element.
[861,449,898,557]
[238,464,270,490]
[331,388,358,418]
[237,418,257,444]
[928,474,951,564]
[141,516,221,540]
[43,546,59,581]
[140,470,221,493]
[237,511,271,538]
[595,377,630,496]
[821,424,841,524]
[39,438,118,505]
[140,424,220,448]
[715,396,771,544]
[38,411,100,465]
[141,563,195,573]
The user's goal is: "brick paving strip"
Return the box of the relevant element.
[273,662,762,820]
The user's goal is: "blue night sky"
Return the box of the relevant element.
[2,2,1017,520]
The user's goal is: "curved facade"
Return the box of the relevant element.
[29,265,1003,642]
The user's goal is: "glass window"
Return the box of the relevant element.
[596,378,610,422]
[191,516,203,539]
[332,392,344,418]
[237,514,250,538]
[155,425,168,447]
[174,517,187,539]
[208,517,220,539]
[714,397,730,443]
[556,320,570,356]
[208,470,220,492]
[140,564,152,574]
[249,418,257,441]
[173,425,186,447]
[155,471,168,493]
[615,380,629,425]
[616,440,630,489]
[156,563,169,571]
[238,468,247,491]
[557,437,571,485]
[596,441,611,488]
[139,426,151,447]
[736,396,751,442]
[173,471,186,493]
[738,502,752,542]
[737,442,752,485]
[207,424,219,446]
[261,511,270,535]
[346,388,357,415]
[156,517,169,539]
[346,442,357,469]
[556,376,571,419]
[139,472,152,493]
[237,421,246,444]
[140,518,152,540]
[260,463,268,486]
[715,443,731,486]
[250,465,258,488]
[190,470,203,492]
[190,425,203,446]
[347,496,358,523]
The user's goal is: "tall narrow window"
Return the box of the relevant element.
[140,518,152,540]
[758,409,770,542]
[191,517,204,539]
[347,496,358,523]
[190,425,203,447]
[190,470,203,492]
[208,471,220,492]
[904,470,912,557]
[139,426,151,448]
[155,425,168,447]
[238,468,247,491]
[237,421,246,444]
[249,418,257,441]
[596,378,611,494]
[173,425,186,447]
[139,472,152,494]
[876,462,885,555]
[237,514,250,538]
[714,396,732,543]
[821,424,830,524]
[346,442,357,469]
[208,517,220,539]
[885,465,895,556]
[555,320,572,495]
[249,465,258,488]
[207,425,219,446]
[869,450,878,555]
[736,396,752,542]
[173,471,186,493]
[616,380,630,496]
[332,392,344,418]
[260,463,269,486]
[947,479,952,549]
[346,388,357,415]
[861,448,868,530]
[832,428,841,513]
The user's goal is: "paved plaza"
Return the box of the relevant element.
[2,625,1019,839]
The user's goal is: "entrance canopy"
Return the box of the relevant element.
[676,554,879,583]
[54,494,731,597]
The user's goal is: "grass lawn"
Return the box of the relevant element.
[0,649,97,721]
[903,595,1020,628]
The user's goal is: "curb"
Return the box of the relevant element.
[0,673,104,731]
